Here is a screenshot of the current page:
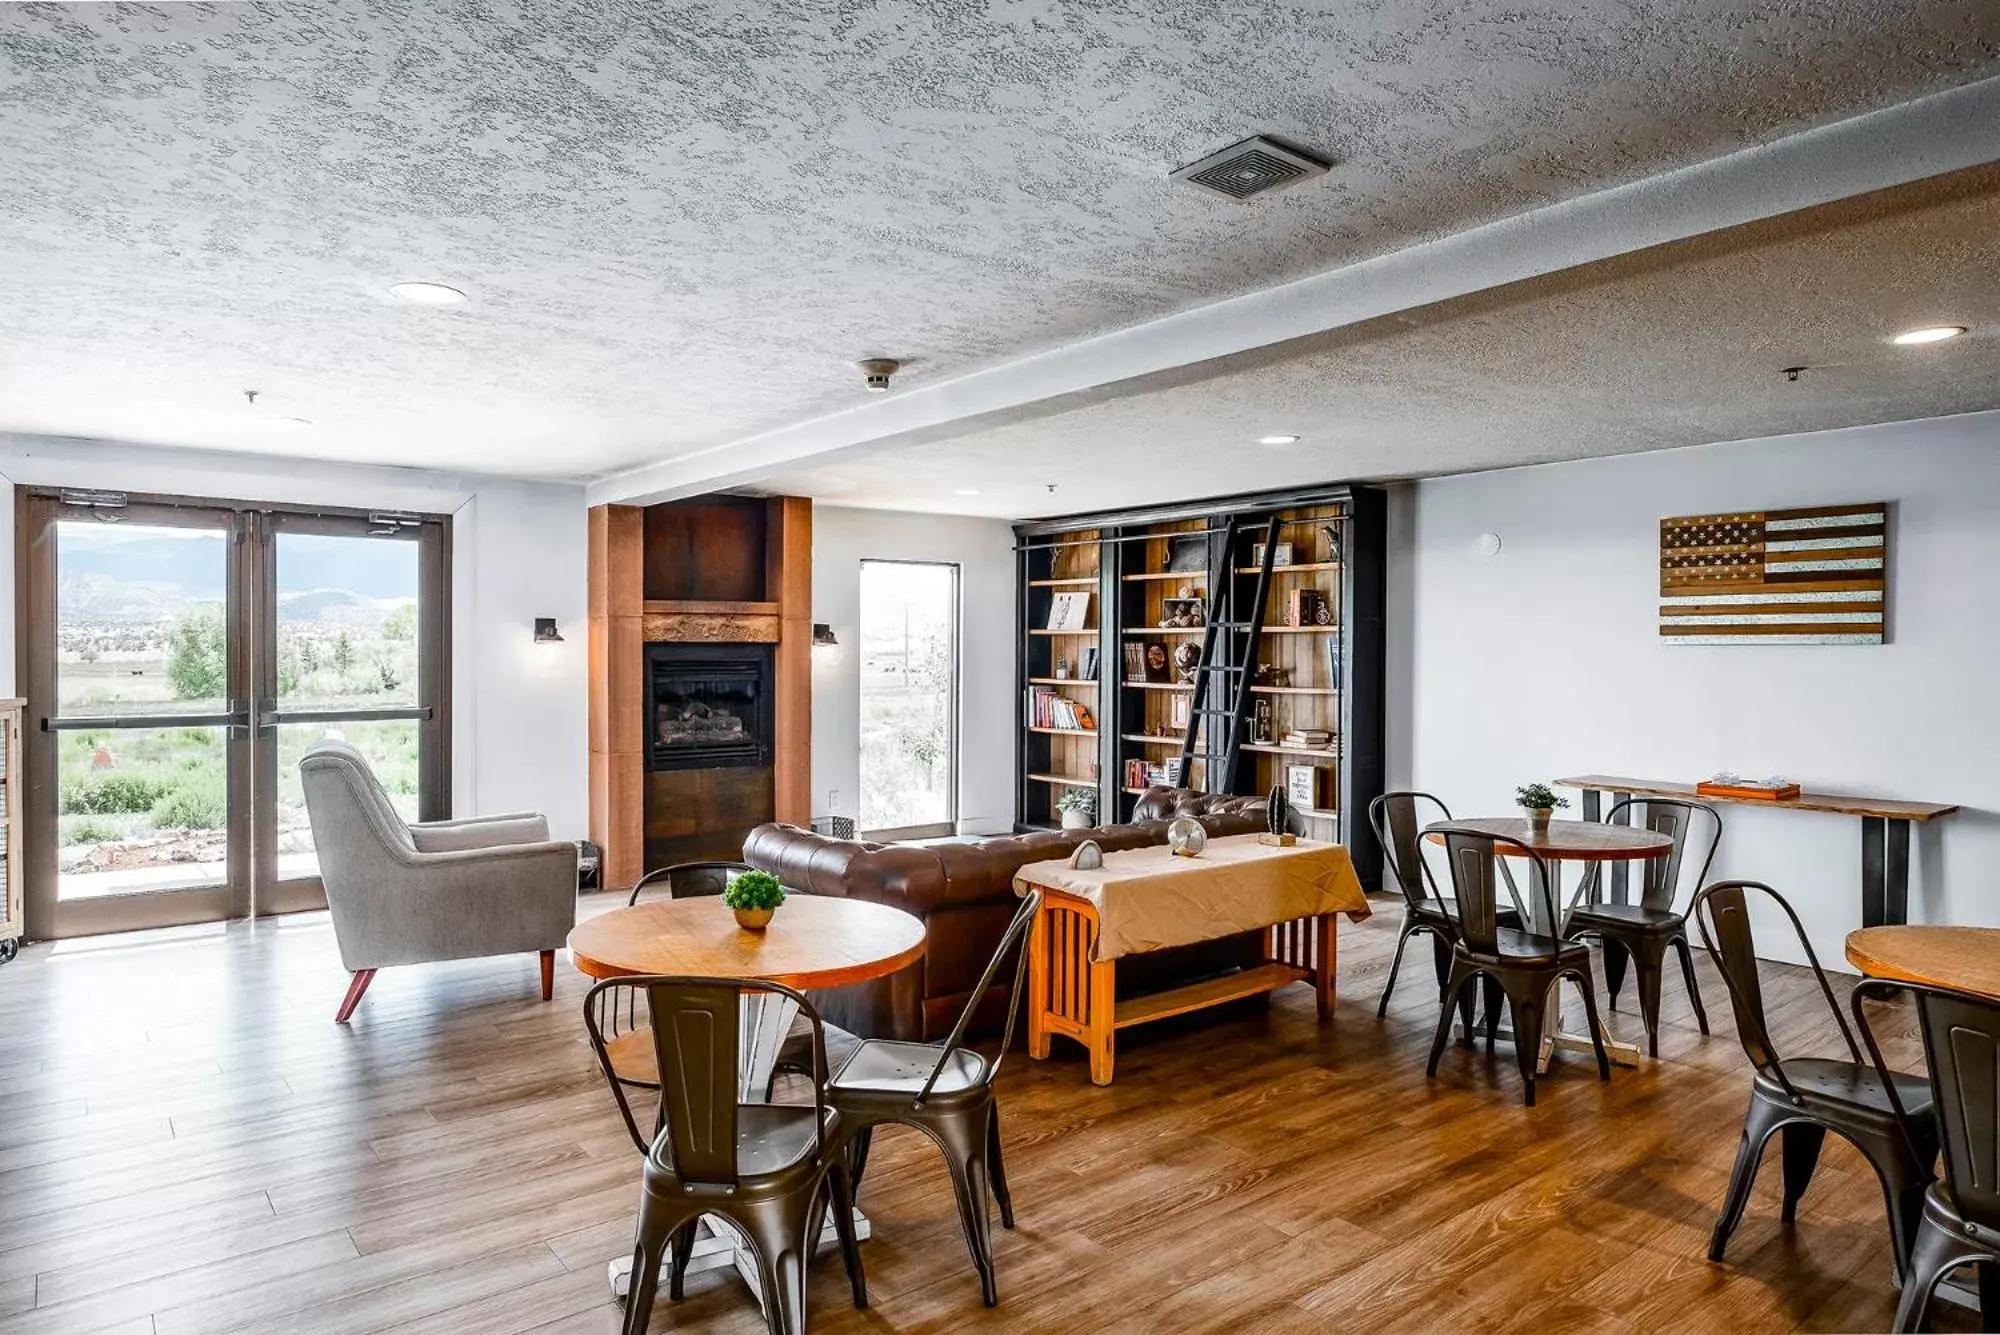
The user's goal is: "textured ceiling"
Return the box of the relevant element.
[757,167,2000,517]
[2,1,1997,479]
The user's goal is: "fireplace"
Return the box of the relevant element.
[644,643,774,771]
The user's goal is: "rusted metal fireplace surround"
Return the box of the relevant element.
[644,642,774,771]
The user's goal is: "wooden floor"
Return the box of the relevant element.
[0,894,1969,1335]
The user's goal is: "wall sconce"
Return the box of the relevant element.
[533,618,564,644]
[812,623,841,665]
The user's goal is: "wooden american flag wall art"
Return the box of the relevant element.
[1659,502,1887,645]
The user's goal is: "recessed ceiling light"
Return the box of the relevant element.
[1891,325,1966,345]
[1257,434,1300,446]
[265,416,313,428]
[388,280,468,305]
[954,488,981,496]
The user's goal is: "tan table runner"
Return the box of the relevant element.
[1013,833,1371,961]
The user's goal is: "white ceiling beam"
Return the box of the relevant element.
[588,74,2000,508]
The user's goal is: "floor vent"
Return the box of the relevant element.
[1170,136,1330,201]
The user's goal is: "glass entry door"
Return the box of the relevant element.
[21,491,449,939]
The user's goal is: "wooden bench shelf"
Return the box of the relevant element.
[1113,962,1311,1029]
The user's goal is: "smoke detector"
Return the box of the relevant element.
[857,358,900,393]
[1170,136,1330,201]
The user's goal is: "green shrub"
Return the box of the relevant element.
[61,773,171,815]
[62,818,121,844]
[150,772,227,830]
[722,870,786,911]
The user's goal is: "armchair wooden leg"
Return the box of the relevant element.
[539,950,555,1001]
[335,969,377,1024]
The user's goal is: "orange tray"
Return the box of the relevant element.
[1696,780,1802,802]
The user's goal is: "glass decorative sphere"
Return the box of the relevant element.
[1166,816,1207,857]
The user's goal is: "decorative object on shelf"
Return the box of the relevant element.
[1068,838,1105,870]
[1287,764,1334,810]
[1143,639,1171,682]
[1047,590,1092,631]
[1122,641,1147,682]
[1659,501,1886,645]
[811,623,842,664]
[1314,598,1334,626]
[1320,523,1343,565]
[1160,597,1204,628]
[1252,697,1273,742]
[1080,647,1099,680]
[723,869,786,930]
[1056,786,1097,830]
[1696,772,1803,802]
[1165,534,1207,573]
[1166,816,1207,858]
[1054,655,1070,680]
[1173,641,1201,682]
[1286,588,1326,627]
[1515,782,1570,834]
[1252,541,1294,567]
[1252,662,1289,686]
[532,617,563,644]
[1177,584,1198,600]
[1169,692,1192,729]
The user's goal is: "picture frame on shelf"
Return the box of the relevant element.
[1251,541,1295,568]
[1047,591,1092,631]
[1287,764,1332,809]
[1169,692,1191,729]
[1165,535,1207,573]
[1143,638,1171,683]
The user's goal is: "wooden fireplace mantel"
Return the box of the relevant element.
[642,600,781,644]
[588,498,811,891]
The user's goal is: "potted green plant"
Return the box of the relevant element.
[1515,782,1570,834]
[723,870,786,930]
[1055,786,1096,831]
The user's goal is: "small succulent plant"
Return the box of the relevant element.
[722,870,786,911]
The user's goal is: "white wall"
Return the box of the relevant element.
[0,434,589,837]
[1404,410,2000,965]
[811,504,1017,836]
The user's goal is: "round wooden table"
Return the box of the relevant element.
[1425,818,1674,1070]
[1845,925,2000,1001]
[569,893,927,988]
[568,893,925,1304]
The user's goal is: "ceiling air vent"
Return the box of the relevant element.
[1170,136,1329,201]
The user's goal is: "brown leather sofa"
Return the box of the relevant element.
[741,787,1268,1041]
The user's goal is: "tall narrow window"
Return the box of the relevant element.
[858,561,959,839]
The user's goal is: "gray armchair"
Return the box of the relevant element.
[299,740,578,1023]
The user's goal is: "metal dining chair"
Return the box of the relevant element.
[583,974,866,1335]
[1368,792,1520,1020]
[1426,826,1609,1107]
[1848,978,2000,1333]
[1691,881,1937,1280]
[828,889,1040,1308]
[626,859,753,906]
[1567,798,1720,1056]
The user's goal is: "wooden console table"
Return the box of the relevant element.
[1558,775,1958,928]
[1013,834,1370,1084]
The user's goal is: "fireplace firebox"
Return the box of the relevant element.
[644,643,774,771]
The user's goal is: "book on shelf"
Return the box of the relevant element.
[1046,591,1092,631]
[1125,759,1151,790]
[1027,687,1096,731]
[1279,729,1333,748]
[1079,646,1099,680]
[1122,641,1147,682]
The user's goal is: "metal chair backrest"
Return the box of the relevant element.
[1690,880,1862,1093]
[1368,791,1452,911]
[1433,826,1552,954]
[1853,977,2000,1235]
[583,975,829,1178]
[627,860,756,907]
[918,890,1042,1103]
[1599,798,1722,912]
